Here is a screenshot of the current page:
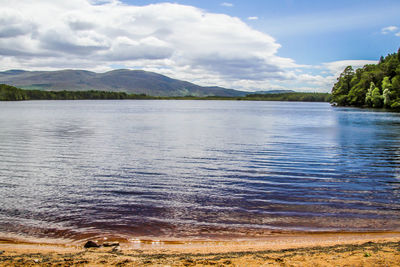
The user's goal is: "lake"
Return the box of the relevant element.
[0,100,399,241]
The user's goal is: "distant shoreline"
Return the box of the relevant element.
[0,84,331,102]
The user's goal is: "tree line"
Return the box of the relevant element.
[0,84,150,101]
[0,84,331,102]
[331,48,400,109]
[243,92,331,102]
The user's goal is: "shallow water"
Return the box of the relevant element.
[0,100,399,241]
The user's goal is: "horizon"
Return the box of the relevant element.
[0,0,399,92]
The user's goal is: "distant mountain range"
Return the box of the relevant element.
[0,69,295,97]
[0,69,245,97]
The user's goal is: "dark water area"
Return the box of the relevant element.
[0,100,400,241]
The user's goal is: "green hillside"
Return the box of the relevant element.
[0,69,246,97]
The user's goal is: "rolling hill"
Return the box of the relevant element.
[0,69,247,97]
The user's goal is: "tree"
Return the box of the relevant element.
[382,76,392,107]
[0,84,28,101]
[365,82,375,107]
[331,66,354,105]
[371,86,383,108]
[398,47,400,61]
[382,76,392,90]
[383,88,390,107]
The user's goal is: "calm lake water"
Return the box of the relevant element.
[0,100,400,241]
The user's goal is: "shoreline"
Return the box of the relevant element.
[1,231,400,266]
[2,229,400,246]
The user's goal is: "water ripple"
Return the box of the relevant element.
[0,100,400,240]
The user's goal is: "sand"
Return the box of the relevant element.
[1,232,400,266]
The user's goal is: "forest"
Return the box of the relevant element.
[0,84,150,101]
[0,84,330,102]
[331,48,400,109]
[242,92,330,102]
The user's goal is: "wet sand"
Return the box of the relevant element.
[1,232,400,266]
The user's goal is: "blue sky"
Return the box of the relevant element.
[125,0,400,64]
[0,0,399,92]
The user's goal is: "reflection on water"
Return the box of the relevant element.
[0,100,399,240]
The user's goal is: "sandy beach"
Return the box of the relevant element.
[1,232,400,266]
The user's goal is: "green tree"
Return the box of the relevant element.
[371,86,383,108]
[398,48,400,61]
[383,88,390,107]
[0,84,28,100]
[382,76,392,107]
[331,66,354,105]
[382,76,392,89]
[365,82,375,107]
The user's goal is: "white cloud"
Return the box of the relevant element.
[0,0,368,93]
[0,0,298,89]
[248,16,259,20]
[381,25,398,34]
[287,60,378,92]
[381,25,400,37]
[323,60,377,77]
[220,2,234,7]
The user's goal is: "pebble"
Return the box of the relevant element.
[103,242,120,247]
[111,246,121,253]
[84,241,100,248]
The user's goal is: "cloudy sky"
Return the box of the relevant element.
[0,0,399,92]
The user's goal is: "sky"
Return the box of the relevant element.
[0,0,399,92]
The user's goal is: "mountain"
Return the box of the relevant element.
[0,69,247,97]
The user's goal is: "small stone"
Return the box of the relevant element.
[103,242,120,247]
[111,246,121,253]
[84,240,100,248]
[33,259,40,263]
